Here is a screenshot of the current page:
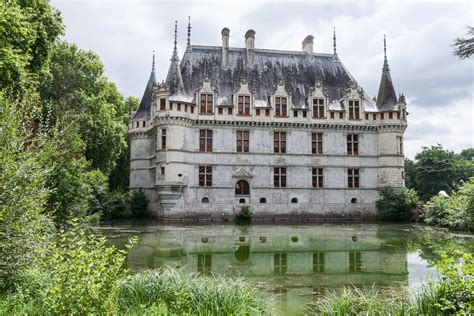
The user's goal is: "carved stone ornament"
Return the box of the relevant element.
[232,168,253,179]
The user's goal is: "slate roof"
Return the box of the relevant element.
[177,45,362,108]
[133,65,157,119]
[375,55,398,111]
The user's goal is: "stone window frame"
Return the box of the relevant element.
[199,93,214,114]
[312,168,324,188]
[347,134,359,156]
[274,167,287,188]
[199,129,213,153]
[235,180,250,196]
[348,168,360,188]
[161,128,167,150]
[397,136,404,155]
[236,130,250,153]
[273,131,287,154]
[237,95,251,116]
[274,96,288,117]
[312,98,325,119]
[198,165,212,187]
[348,100,361,120]
[313,252,325,273]
[274,253,287,274]
[349,251,362,272]
[311,132,323,155]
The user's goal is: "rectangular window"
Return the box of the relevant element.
[177,103,181,111]
[160,166,165,175]
[330,112,335,119]
[397,112,400,119]
[311,133,323,155]
[199,130,213,152]
[302,111,307,118]
[265,109,270,116]
[228,108,233,115]
[236,130,250,153]
[347,134,359,156]
[238,95,251,115]
[169,102,173,110]
[348,169,360,188]
[161,129,167,149]
[381,113,384,120]
[200,93,213,114]
[389,112,393,119]
[142,121,146,127]
[191,106,195,114]
[274,132,287,154]
[160,98,166,110]
[365,113,369,120]
[373,114,377,120]
[274,167,287,188]
[398,136,404,155]
[312,98,325,118]
[274,253,287,274]
[275,97,287,117]
[293,110,298,117]
[256,109,260,116]
[185,105,188,112]
[313,252,325,273]
[312,168,324,188]
[218,107,223,114]
[349,251,362,272]
[197,254,212,275]
[198,166,212,187]
[339,112,344,119]
[348,100,360,120]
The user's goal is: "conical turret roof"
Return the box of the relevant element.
[132,54,158,119]
[376,36,397,110]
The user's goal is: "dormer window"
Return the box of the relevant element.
[160,98,166,110]
[200,93,213,114]
[312,98,325,118]
[348,100,360,120]
[275,97,287,117]
[238,95,251,116]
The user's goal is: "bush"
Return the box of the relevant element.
[129,188,148,218]
[377,187,419,221]
[422,178,474,231]
[235,205,252,223]
[116,269,269,315]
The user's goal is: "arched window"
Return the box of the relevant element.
[260,197,267,204]
[201,197,209,203]
[239,198,246,204]
[351,198,357,204]
[291,197,298,204]
[235,180,250,196]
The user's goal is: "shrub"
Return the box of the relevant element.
[422,178,474,231]
[377,187,419,221]
[31,220,136,315]
[235,205,252,223]
[130,188,148,218]
[116,269,269,315]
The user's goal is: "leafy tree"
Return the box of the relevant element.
[130,189,149,218]
[459,148,474,161]
[0,0,63,95]
[40,42,127,175]
[453,26,474,59]
[404,158,417,189]
[377,187,419,221]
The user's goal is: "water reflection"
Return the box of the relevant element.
[103,223,473,315]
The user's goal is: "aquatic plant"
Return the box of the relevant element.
[235,205,252,223]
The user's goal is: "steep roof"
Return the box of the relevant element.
[132,64,157,119]
[180,45,358,107]
[375,38,397,110]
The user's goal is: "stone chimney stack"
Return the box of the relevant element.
[245,29,256,65]
[302,35,314,54]
[221,27,230,68]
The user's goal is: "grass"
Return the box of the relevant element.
[116,269,270,315]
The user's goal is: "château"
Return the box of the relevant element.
[128,21,407,220]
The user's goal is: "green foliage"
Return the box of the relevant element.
[40,41,128,175]
[235,205,252,223]
[422,178,474,231]
[130,189,149,218]
[0,95,53,293]
[377,187,419,222]
[116,269,269,315]
[404,158,417,189]
[453,26,474,59]
[0,0,63,95]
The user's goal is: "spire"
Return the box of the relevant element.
[187,16,191,48]
[166,20,185,96]
[376,35,397,110]
[171,20,179,62]
[333,27,337,55]
[132,51,158,119]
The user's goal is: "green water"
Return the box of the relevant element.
[100,222,474,314]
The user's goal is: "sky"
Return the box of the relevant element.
[51,0,473,159]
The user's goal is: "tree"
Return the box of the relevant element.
[460,148,474,160]
[404,158,417,189]
[377,187,419,221]
[453,26,474,59]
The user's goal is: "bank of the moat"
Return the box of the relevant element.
[101,222,474,315]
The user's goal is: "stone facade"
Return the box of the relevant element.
[129,24,407,220]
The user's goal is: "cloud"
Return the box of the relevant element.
[51,0,473,157]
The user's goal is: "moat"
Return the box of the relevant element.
[100,222,474,315]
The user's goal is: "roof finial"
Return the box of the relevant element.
[187,16,191,48]
[171,21,179,61]
[333,26,337,55]
[384,34,387,60]
[152,50,155,71]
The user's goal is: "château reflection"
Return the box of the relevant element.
[125,224,408,284]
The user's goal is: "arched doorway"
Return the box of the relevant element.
[235,180,250,196]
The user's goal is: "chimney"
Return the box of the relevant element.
[221,27,230,68]
[245,29,256,65]
[302,35,314,54]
